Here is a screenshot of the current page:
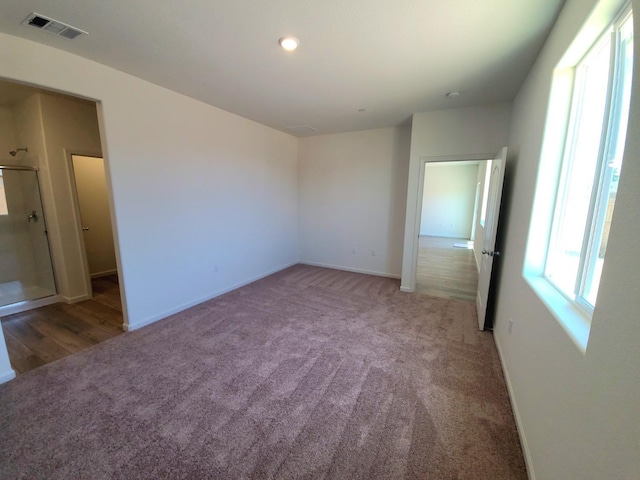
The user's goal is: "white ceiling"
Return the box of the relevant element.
[0,0,564,136]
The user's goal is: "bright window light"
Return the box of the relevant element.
[525,3,634,348]
[479,160,492,227]
[544,10,633,312]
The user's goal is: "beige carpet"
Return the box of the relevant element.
[0,265,527,479]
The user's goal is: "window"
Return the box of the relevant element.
[524,3,633,350]
[545,9,633,313]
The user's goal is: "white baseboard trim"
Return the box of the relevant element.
[90,269,118,279]
[124,262,298,331]
[64,294,91,304]
[0,369,16,384]
[298,261,401,279]
[0,294,63,317]
[494,336,535,480]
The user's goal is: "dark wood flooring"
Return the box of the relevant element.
[1,275,123,374]
[416,235,479,302]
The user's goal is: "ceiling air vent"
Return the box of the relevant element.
[22,13,87,39]
[285,125,317,135]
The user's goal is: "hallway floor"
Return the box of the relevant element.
[416,235,479,302]
[1,275,123,374]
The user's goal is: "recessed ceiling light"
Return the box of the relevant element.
[279,36,299,51]
[446,91,461,98]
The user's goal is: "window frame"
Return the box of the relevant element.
[523,1,633,352]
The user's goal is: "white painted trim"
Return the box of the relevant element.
[63,293,91,304]
[0,294,62,317]
[494,336,536,480]
[400,286,414,293]
[523,275,589,353]
[0,369,16,384]
[298,261,401,279]
[418,153,496,163]
[124,262,298,331]
[64,148,101,301]
[90,269,118,279]
[401,153,495,292]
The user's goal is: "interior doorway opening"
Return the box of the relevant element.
[401,149,507,329]
[70,154,118,285]
[416,160,486,301]
[0,78,125,375]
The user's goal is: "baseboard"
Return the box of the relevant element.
[64,294,91,304]
[0,369,16,384]
[90,269,118,279]
[298,261,401,279]
[494,336,535,480]
[124,262,298,331]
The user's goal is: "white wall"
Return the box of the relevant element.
[420,163,478,238]
[400,104,512,290]
[0,106,19,284]
[493,0,640,479]
[0,106,16,156]
[0,33,299,337]
[4,97,46,290]
[298,127,410,277]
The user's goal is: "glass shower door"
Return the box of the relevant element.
[0,166,57,308]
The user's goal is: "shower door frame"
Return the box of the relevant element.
[0,164,62,316]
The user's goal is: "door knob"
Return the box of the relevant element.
[82,226,89,231]
[27,210,39,223]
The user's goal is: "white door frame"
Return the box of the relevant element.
[400,153,494,293]
[65,149,105,300]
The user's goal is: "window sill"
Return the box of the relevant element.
[523,275,591,354]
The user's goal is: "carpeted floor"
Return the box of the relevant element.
[0,265,527,479]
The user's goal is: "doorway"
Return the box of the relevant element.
[401,149,507,329]
[416,160,483,301]
[0,78,125,375]
[70,154,118,284]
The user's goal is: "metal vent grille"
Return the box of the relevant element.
[22,13,87,39]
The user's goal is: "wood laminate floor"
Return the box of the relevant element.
[416,235,479,302]
[1,275,123,375]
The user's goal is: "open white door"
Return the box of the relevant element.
[476,147,507,330]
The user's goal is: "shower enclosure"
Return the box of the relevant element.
[0,165,57,308]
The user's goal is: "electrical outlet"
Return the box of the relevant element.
[371,250,376,256]
[351,248,356,254]
[509,319,514,334]
[214,265,219,272]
